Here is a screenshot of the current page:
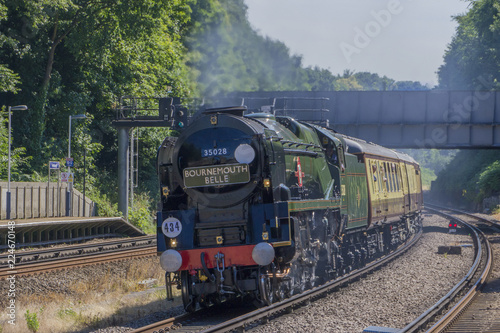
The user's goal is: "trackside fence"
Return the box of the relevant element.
[0,182,96,219]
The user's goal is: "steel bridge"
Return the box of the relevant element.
[234,90,500,149]
[113,91,500,217]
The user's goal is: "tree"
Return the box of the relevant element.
[1,0,193,166]
[438,0,500,89]
[0,1,20,93]
[0,109,30,181]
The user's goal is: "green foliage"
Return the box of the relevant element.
[403,149,455,191]
[128,193,156,234]
[478,160,500,198]
[24,310,39,333]
[1,0,193,165]
[185,0,309,95]
[438,0,500,89]
[57,307,77,319]
[0,2,20,93]
[0,65,20,93]
[88,191,120,217]
[403,149,457,174]
[129,207,155,234]
[420,167,437,190]
[0,109,31,181]
[57,307,102,328]
[432,150,500,207]
[186,0,428,95]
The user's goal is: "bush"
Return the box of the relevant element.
[128,192,156,234]
[25,310,39,333]
[88,192,120,217]
[478,160,500,199]
[129,207,155,234]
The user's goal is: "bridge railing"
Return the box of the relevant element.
[0,182,96,220]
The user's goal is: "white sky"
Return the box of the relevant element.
[244,0,470,86]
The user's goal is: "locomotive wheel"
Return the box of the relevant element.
[181,271,196,313]
[259,274,274,306]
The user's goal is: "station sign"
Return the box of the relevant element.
[49,161,60,169]
[60,172,74,183]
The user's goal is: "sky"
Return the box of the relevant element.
[244,0,471,86]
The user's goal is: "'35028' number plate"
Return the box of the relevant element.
[202,148,227,157]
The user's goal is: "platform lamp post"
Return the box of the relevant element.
[66,114,87,216]
[7,105,28,220]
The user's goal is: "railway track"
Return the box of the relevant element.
[0,235,157,277]
[401,204,495,333]
[131,226,423,333]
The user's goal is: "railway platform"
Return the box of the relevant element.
[0,216,144,250]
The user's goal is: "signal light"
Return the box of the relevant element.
[173,107,188,129]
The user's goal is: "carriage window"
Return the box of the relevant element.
[394,164,400,191]
[390,163,396,192]
[383,162,389,192]
[384,162,389,192]
[379,163,386,192]
[387,162,394,192]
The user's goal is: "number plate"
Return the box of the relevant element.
[162,217,182,238]
[202,148,228,157]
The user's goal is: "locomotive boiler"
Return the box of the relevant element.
[156,105,422,311]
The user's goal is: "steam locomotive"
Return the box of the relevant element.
[157,105,422,312]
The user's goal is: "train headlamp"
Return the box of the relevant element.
[234,144,255,164]
[252,242,275,266]
[160,249,183,272]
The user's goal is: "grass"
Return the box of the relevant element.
[0,258,181,333]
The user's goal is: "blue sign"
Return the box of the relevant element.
[49,161,60,169]
[66,158,74,167]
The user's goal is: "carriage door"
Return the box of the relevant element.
[400,162,410,214]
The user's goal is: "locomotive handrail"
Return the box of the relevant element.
[281,140,323,150]
[194,220,247,229]
[283,149,319,157]
[266,135,283,142]
[274,108,330,112]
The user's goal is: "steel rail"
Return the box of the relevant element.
[426,203,500,229]
[131,227,422,333]
[0,235,156,267]
[0,246,157,278]
[130,313,191,333]
[400,206,492,333]
[425,205,494,333]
